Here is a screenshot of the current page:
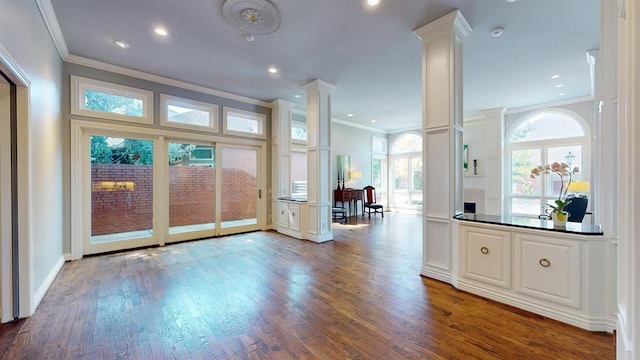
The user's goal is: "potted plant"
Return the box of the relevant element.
[530,162,580,227]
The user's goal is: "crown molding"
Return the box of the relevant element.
[388,124,422,134]
[65,54,271,108]
[36,0,271,108]
[331,118,388,134]
[35,0,68,59]
[504,95,594,115]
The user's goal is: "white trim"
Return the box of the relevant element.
[31,255,64,314]
[0,42,32,319]
[71,75,154,124]
[331,118,389,134]
[503,96,594,116]
[160,94,219,132]
[35,0,69,59]
[222,107,266,139]
[66,54,271,108]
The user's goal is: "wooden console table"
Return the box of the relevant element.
[334,188,364,217]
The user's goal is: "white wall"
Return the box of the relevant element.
[332,121,386,214]
[0,0,64,314]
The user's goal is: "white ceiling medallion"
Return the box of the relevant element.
[222,0,281,40]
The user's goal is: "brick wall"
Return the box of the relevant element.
[91,163,257,236]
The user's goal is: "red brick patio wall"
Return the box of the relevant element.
[91,163,256,236]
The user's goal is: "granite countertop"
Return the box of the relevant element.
[454,213,603,236]
[278,196,307,202]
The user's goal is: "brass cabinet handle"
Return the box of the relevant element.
[539,258,551,268]
[480,246,489,255]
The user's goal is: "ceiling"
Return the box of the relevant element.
[49,0,599,132]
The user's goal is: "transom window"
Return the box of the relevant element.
[71,75,153,124]
[160,94,219,132]
[223,107,266,138]
[507,110,590,217]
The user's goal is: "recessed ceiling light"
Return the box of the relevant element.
[294,94,301,98]
[154,27,168,36]
[506,0,516,2]
[367,0,380,6]
[555,84,564,88]
[551,74,560,79]
[490,27,504,37]
[347,113,354,117]
[559,93,565,96]
[114,40,130,49]
[371,120,377,123]
[268,67,278,74]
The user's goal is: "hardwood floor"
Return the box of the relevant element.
[1,213,614,359]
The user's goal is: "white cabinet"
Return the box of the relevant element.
[277,200,308,240]
[456,221,613,332]
[461,227,511,289]
[515,234,580,309]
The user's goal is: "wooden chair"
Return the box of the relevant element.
[363,185,384,218]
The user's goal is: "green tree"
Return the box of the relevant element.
[85,90,143,117]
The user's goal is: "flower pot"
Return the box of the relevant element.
[552,210,569,227]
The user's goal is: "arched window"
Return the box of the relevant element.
[507,109,590,217]
[390,133,423,210]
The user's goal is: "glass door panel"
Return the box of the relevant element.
[219,146,259,231]
[391,158,409,208]
[168,143,215,240]
[87,135,156,254]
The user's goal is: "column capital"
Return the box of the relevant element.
[270,99,294,110]
[413,9,472,41]
[302,79,336,94]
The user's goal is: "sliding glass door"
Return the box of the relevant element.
[219,145,260,234]
[86,134,157,254]
[77,126,265,255]
[167,142,216,241]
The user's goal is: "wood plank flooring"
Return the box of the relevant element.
[1,213,614,359]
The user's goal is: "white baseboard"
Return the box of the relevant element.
[31,255,64,315]
[64,252,72,261]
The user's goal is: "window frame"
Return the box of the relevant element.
[505,109,591,217]
[71,75,153,124]
[222,107,266,139]
[160,94,219,132]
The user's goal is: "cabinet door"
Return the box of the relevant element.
[462,227,511,289]
[288,203,300,231]
[515,234,580,309]
[277,203,289,228]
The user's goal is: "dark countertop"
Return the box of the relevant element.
[278,197,307,202]
[454,213,603,236]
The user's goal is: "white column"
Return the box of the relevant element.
[414,10,471,283]
[270,99,293,227]
[302,79,335,243]
[615,0,640,358]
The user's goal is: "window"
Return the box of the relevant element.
[71,75,153,124]
[160,94,218,132]
[390,133,422,210]
[507,110,590,217]
[292,121,307,143]
[372,136,388,206]
[223,107,266,138]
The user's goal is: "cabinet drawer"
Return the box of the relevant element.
[277,203,289,228]
[515,234,580,308]
[462,227,511,289]
[288,203,300,231]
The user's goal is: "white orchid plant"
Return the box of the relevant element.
[530,162,580,214]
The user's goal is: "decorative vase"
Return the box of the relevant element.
[552,210,569,227]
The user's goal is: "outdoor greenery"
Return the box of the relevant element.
[511,122,534,194]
